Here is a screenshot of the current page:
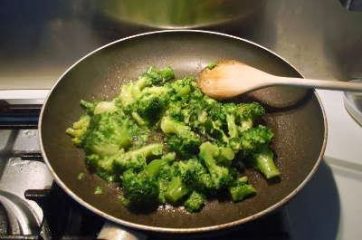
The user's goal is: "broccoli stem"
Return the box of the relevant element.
[165,176,189,203]
[252,146,280,179]
[160,116,191,136]
[199,142,232,189]
[226,114,238,138]
[146,159,165,178]
[128,143,163,159]
[217,147,235,166]
[229,183,256,202]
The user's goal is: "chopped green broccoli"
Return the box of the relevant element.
[82,112,133,155]
[161,116,201,157]
[94,101,117,115]
[251,146,280,179]
[122,170,159,207]
[229,176,256,202]
[66,115,90,146]
[145,153,176,177]
[174,158,213,192]
[184,191,205,212]
[67,66,279,213]
[199,142,234,189]
[240,125,274,153]
[114,143,163,171]
[164,176,189,203]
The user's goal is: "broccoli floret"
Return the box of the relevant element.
[121,170,159,208]
[121,151,176,207]
[157,163,176,204]
[217,147,235,166]
[114,143,163,171]
[174,158,213,192]
[86,154,115,180]
[239,125,274,153]
[166,135,200,158]
[145,152,176,177]
[160,116,190,135]
[119,66,173,107]
[251,146,280,179]
[238,102,265,120]
[67,66,277,213]
[119,83,142,106]
[82,112,133,155]
[184,191,205,212]
[229,176,256,202]
[199,142,234,189]
[141,66,175,86]
[169,78,194,101]
[161,116,201,157]
[66,115,90,146]
[134,96,165,124]
[80,100,96,114]
[164,176,189,204]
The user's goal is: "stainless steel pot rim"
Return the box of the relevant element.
[39,29,328,234]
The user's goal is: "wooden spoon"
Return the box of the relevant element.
[198,60,362,100]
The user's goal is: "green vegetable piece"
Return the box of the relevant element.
[66,115,90,146]
[240,125,273,152]
[83,113,133,155]
[252,146,280,179]
[229,177,256,202]
[217,147,235,166]
[161,116,201,157]
[77,172,85,180]
[184,191,205,212]
[122,170,159,207]
[131,112,146,126]
[206,62,217,70]
[226,114,238,138]
[94,101,117,114]
[238,102,265,120]
[114,143,163,172]
[165,176,189,203]
[146,159,166,178]
[127,143,163,158]
[80,100,96,114]
[199,142,233,189]
[94,186,103,195]
[160,116,190,135]
[145,152,176,178]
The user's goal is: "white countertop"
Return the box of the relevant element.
[287,90,362,240]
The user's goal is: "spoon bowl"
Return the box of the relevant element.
[198,60,362,100]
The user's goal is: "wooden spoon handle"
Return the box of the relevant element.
[273,77,362,92]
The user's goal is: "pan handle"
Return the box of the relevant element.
[98,222,147,240]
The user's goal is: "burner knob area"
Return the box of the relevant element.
[0,191,40,236]
[0,203,10,235]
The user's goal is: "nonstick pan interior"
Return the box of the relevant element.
[40,30,326,233]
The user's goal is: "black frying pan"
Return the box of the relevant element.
[39,30,327,234]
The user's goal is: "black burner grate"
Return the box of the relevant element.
[25,185,104,240]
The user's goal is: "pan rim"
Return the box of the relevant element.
[39,29,328,234]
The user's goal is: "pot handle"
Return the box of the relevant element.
[98,222,147,240]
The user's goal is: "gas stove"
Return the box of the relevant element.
[0,0,361,238]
